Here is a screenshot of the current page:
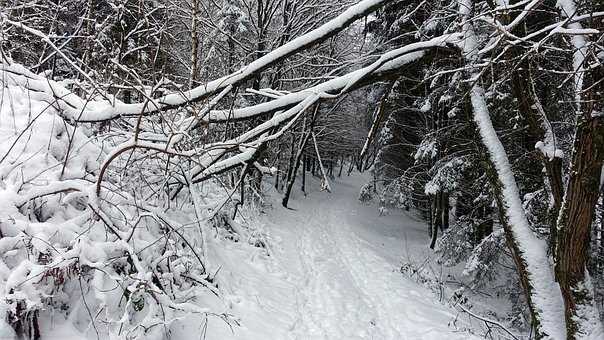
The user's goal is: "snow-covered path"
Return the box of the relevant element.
[256,173,476,340]
[168,173,478,340]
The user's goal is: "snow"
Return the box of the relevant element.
[458,1,566,338]
[414,138,438,161]
[2,32,456,128]
[0,75,489,339]
[470,86,566,340]
[554,2,604,337]
[5,34,452,189]
[535,141,563,160]
[505,0,544,32]
[2,0,390,122]
[4,0,598,336]
[167,173,482,340]
[195,35,457,125]
[556,0,588,113]
[33,172,487,340]
[185,36,456,180]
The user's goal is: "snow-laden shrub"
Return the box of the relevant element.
[358,183,374,204]
[435,219,528,331]
[461,229,507,289]
[378,205,389,216]
[0,83,235,339]
[435,218,475,266]
[414,137,437,161]
[378,178,411,210]
[400,261,442,293]
[424,158,465,196]
[209,210,265,247]
[437,219,511,289]
[522,188,550,236]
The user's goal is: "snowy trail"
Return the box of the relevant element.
[261,173,476,340]
[291,200,384,339]
[167,173,478,340]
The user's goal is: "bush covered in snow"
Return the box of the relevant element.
[0,81,258,339]
[358,183,374,204]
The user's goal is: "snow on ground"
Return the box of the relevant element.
[37,169,481,340]
[166,172,480,340]
[1,80,481,339]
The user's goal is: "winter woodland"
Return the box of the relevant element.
[0,0,603,339]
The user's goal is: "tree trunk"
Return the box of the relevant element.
[347,156,354,175]
[274,150,281,190]
[458,2,565,336]
[509,51,564,255]
[430,193,442,249]
[189,0,200,88]
[285,134,296,184]
[312,132,332,192]
[555,114,604,337]
[282,132,312,207]
[283,105,320,207]
[301,154,307,195]
[474,206,493,244]
[599,197,604,277]
[442,192,449,230]
[553,4,604,336]
[493,0,564,255]
[253,0,266,91]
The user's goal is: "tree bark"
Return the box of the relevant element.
[503,0,563,254]
[283,105,320,207]
[189,0,200,88]
[442,192,449,230]
[555,115,604,337]
[430,193,442,249]
[553,2,604,336]
[274,150,281,190]
[282,132,312,207]
[301,154,307,195]
[458,2,565,336]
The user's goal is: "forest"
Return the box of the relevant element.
[0,0,603,339]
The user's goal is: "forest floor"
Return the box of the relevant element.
[46,172,482,340]
[167,172,481,340]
